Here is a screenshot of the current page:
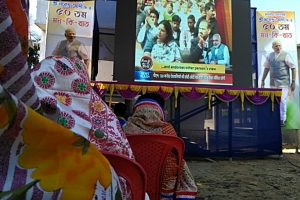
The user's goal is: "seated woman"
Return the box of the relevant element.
[31,56,139,199]
[0,85,121,199]
[144,20,182,63]
[123,93,197,199]
[1,55,146,199]
[0,1,138,199]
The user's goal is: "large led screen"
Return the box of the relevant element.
[134,0,232,85]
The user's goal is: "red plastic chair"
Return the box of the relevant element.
[127,134,184,200]
[102,151,147,200]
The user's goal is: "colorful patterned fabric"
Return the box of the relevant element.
[0,0,133,199]
[0,0,40,111]
[6,0,28,55]
[123,99,198,199]
[31,56,134,159]
[31,56,135,199]
[0,85,122,199]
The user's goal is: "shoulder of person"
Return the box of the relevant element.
[60,40,67,44]
[168,40,178,46]
[197,15,206,24]
[191,37,199,44]
[162,122,177,136]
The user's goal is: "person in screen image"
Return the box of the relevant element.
[179,14,196,62]
[207,33,230,67]
[144,0,157,17]
[136,0,146,38]
[149,20,182,62]
[180,14,196,50]
[162,2,175,22]
[171,14,181,46]
[196,1,217,35]
[190,18,213,63]
[52,27,89,67]
[123,93,197,199]
[137,9,160,49]
[260,40,296,127]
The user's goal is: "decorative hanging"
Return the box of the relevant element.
[91,82,282,112]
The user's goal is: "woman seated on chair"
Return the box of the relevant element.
[1,1,144,198]
[31,56,139,199]
[0,85,122,199]
[123,93,198,199]
[1,55,143,199]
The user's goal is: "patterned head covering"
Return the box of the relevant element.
[123,95,168,134]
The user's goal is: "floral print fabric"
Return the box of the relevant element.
[31,56,134,159]
[0,85,122,199]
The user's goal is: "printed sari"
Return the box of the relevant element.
[31,56,133,159]
[30,56,135,199]
[0,1,133,198]
[123,99,198,199]
[0,85,122,199]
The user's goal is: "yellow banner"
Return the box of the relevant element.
[256,11,299,129]
[45,1,95,77]
[47,1,94,37]
[152,62,225,74]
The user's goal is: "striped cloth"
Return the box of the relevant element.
[0,0,40,110]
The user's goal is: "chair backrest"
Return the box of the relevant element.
[102,151,147,200]
[127,134,184,200]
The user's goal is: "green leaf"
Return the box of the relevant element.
[94,129,105,139]
[0,180,39,200]
[0,191,12,199]
[72,137,90,155]
[82,140,90,155]
[72,138,85,147]
[115,187,122,200]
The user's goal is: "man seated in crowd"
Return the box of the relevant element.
[208,33,230,68]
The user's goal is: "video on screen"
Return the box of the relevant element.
[134,0,232,85]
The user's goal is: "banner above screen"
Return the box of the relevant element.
[134,0,232,85]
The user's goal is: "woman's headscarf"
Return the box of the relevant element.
[0,1,122,198]
[31,56,134,159]
[123,94,168,134]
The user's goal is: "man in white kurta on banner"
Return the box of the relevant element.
[261,40,296,127]
[52,27,89,67]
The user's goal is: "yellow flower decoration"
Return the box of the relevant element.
[18,108,112,200]
[92,101,104,112]
[55,95,67,105]
[160,86,173,94]
[115,84,129,90]
[129,85,142,92]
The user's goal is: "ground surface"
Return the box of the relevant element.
[187,152,300,200]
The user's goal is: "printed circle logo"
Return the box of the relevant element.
[140,56,153,70]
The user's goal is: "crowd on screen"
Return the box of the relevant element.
[136,0,231,67]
